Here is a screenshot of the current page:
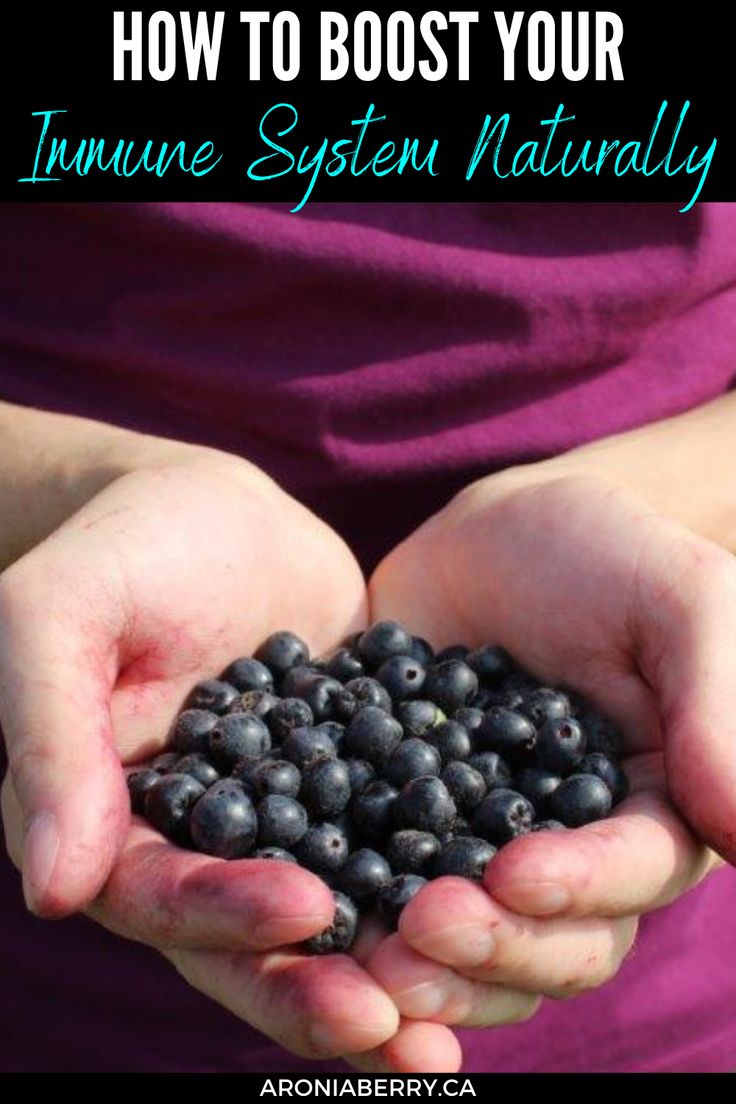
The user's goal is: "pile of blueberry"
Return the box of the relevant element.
[128,621,628,953]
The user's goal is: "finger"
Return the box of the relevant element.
[399,877,637,997]
[485,756,718,918]
[0,558,129,917]
[366,933,541,1027]
[87,819,335,950]
[642,539,736,864]
[166,944,400,1060]
[346,1021,463,1074]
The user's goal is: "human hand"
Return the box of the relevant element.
[365,470,730,1043]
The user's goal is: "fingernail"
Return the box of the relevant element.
[253,913,331,946]
[392,979,452,1018]
[411,923,495,968]
[495,881,572,916]
[22,811,60,914]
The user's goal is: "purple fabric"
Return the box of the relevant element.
[1,201,735,1072]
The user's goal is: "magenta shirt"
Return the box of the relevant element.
[1,202,735,1072]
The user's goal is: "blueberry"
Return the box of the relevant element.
[304,891,359,954]
[393,777,457,835]
[175,753,221,788]
[410,636,435,667]
[424,660,478,713]
[472,788,534,845]
[268,697,314,741]
[425,720,472,763]
[357,620,414,669]
[325,648,365,683]
[255,631,310,678]
[532,819,567,832]
[315,721,347,755]
[521,687,571,728]
[127,769,160,814]
[253,847,298,862]
[384,739,441,787]
[345,707,403,764]
[378,874,427,929]
[295,823,350,876]
[345,758,376,794]
[172,709,219,754]
[433,836,496,880]
[249,758,302,798]
[434,644,469,664]
[395,700,445,738]
[144,773,206,845]
[468,751,512,791]
[579,753,629,805]
[476,708,537,764]
[300,759,351,820]
[339,848,392,904]
[469,689,498,711]
[450,815,473,837]
[190,781,258,858]
[440,761,487,811]
[229,755,263,787]
[536,717,587,774]
[351,781,398,842]
[336,676,393,720]
[549,774,613,827]
[513,768,562,816]
[280,664,323,698]
[376,655,427,701]
[301,676,343,723]
[465,645,513,687]
[282,726,337,769]
[581,713,622,758]
[257,794,309,849]
[220,656,273,693]
[386,829,440,875]
[151,751,180,774]
[228,690,280,719]
[208,712,271,768]
[452,707,484,734]
[186,679,239,715]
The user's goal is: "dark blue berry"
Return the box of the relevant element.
[549,774,613,827]
[268,697,314,740]
[282,726,337,769]
[468,751,512,791]
[337,676,393,720]
[393,777,457,835]
[376,655,427,701]
[513,768,562,816]
[300,676,343,723]
[433,836,496,880]
[395,700,445,738]
[476,708,537,764]
[440,761,487,811]
[127,769,160,814]
[221,657,273,693]
[145,773,206,844]
[151,751,180,774]
[410,636,435,667]
[345,707,403,764]
[581,713,622,758]
[249,758,302,799]
[465,645,512,687]
[325,648,365,683]
[425,720,472,763]
[280,664,323,698]
[253,847,298,862]
[190,781,257,858]
[384,739,441,788]
[579,753,628,805]
[452,707,484,734]
[378,874,427,929]
[532,819,567,832]
[536,717,587,774]
[295,823,350,875]
[358,620,414,670]
[351,781,398,842]
[434,644,469,664]
[208,712,271,768]
[472,788,534,845]
[175,753,220,788]
[386,829,440,875]
[255,631,310,678]
[304,891,358,954]
[522,687,571,728]
[315,721,347,755]
[339,848,392,904]
[186,679,239,714]
[300,759,351,820]
[172,709,219,754]
[228,689,279,719]
[257,794,309,849]
[345,758,376,794]
[424,660,478,713]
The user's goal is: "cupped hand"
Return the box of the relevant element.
[0,452,408,1064]
[366,470,731,1035]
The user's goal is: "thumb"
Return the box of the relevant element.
[645,539,736,865]
[0,556,129,917]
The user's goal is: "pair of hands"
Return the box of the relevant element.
[1,448,734,1072]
